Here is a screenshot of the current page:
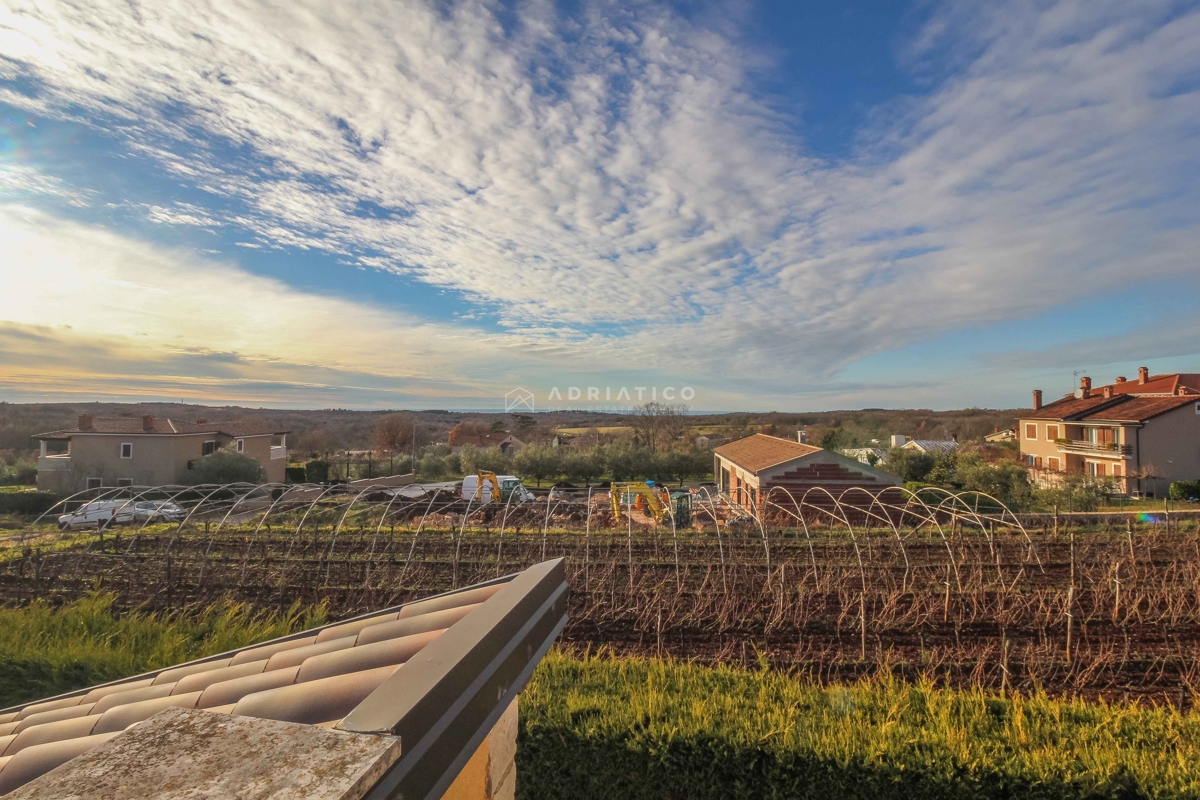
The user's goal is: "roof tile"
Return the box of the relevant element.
[713,434,822,474]
[34,417,288,439]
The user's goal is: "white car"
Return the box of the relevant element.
[460,474,535,504]
[58,501,136,530]
[133,500,187,523]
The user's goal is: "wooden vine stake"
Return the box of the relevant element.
[1066,528,1075,665]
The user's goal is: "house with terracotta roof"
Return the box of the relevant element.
[1021,367,1200,496]
[33,414,289,492]
[713,433,901,511]
[448,431,525,456]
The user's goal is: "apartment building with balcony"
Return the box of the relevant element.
[34,414,289,493]
[1020,368,1200,496]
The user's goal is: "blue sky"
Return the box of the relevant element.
[1,0,1199,412]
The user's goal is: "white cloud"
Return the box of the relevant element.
[0,203,597,405]
[0,0,1198,396]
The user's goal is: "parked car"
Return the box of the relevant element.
[460,474,535,504]
[133,500,187,523]
[58,501,135,530]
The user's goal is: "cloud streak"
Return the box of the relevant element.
[1,0,1199,399]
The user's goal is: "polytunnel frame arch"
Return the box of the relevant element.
[9,480,1044,601]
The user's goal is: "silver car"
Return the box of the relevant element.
[133,500,187,523]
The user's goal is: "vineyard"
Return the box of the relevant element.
[3,482,1200,706]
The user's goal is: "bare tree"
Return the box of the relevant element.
[371,413,416,475]
[448,421,491,446]
[630,402,690,453]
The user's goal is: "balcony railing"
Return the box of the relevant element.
[37,454,72,471]
[270,445,287,460]
[1055,439,1132,456]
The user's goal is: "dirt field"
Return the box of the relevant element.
[3,503,1199,706]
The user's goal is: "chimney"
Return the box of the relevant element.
[1102,386,1113,399]
[890,434,907,448]
[142,415,155,431]
[1138,366,1149,384]
[1032,390,1043,410]
[797,430,808,444]
[1115,376,1127,384]
[1080,376,1092,398]
[1179,386,1189,396]
[78,413,94,430]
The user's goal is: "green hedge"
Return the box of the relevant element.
[305,459,330,483]
[1170,481,1200,502]
[285,466,307,483]
[0,491,59,516]
[518,652,1200,799]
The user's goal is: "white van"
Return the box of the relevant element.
[58,501,136,530]
[460,475,535,504]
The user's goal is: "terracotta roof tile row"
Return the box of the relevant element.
[1027,393,1194,423]
[713,434,822,474]
[0,582,504,795]
[34,417,288,439]
[1101,373,1200,397]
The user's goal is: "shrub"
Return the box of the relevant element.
[285,466,307,483]
[1035,474,1110,512]
[415,445,460,481]
[513,443,562,486]
[182,448,266,485]
[1170,480,1200,502]
[460,444,513,476]
[881,448,937,483]
[0,490,59,516]
[304,459,330,483]
[953,454,1034,511]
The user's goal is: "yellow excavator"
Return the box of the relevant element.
[610,482,670,523]
[469,471,534,504]
[473,470,503,503]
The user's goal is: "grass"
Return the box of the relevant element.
[3,598,1199,797]
[520,651,1200,799]
[0,594,325,709]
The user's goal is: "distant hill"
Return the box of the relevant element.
[0,401,1020,454]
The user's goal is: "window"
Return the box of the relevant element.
[1087,462,1108,477]
[117,478,133,487]
[1025,423,1037,440]
[1046,425,1059,440]
[1112,463,1124,477]
[202,440,217,456]
[1034,456,1043,469]
[1047,457,1061,471]
[120,442,133,459]
[86,477,102,490]
[236,439,245,453]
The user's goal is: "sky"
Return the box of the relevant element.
[1,0,1199,413]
